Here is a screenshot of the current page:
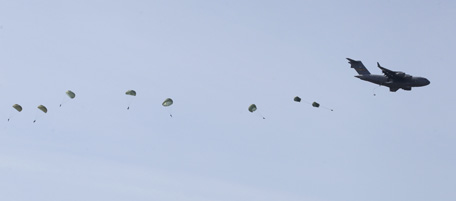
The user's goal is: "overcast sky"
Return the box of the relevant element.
[0,1,455,201]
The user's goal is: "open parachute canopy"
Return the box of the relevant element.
[66,90,76,99]
[248,104,257,113]
[162,98,173,107]
[37,105,48,113]
[125,90,136,96]
[12,104,23,112]
[294,96,301,102]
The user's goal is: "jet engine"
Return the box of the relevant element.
[395,72,411,79]
[395,72,405,77]
[402,87,412,91]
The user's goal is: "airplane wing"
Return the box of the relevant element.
[377,62,409,80]
[347,58,370,75]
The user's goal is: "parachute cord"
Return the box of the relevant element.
[321,106,334,111]
[167,107,173,118]
[256,111,266,120]
[33,110,41,123]
[7,111,17,122]
[60,96,64,107]
[60,95,69,107]
[373,85,381,96]
[126,96,134,110]
[299,98,313,105]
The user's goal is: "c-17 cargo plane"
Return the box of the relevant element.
[347,58,430,92]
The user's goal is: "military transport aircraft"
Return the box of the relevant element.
[347,58,430,92]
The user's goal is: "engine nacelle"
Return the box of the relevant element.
[402,87,412,91]
[395,72,405,77]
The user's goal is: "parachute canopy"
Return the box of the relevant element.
[312,102,320,108]
[37,105,48,113]
[248,104,257,113]
[12,104,23,112]
[294,96,301,102]
[162,98,173,107]
[125,90,136,96]
[66,90,76,99]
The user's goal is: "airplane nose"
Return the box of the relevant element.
[424,78,430,86]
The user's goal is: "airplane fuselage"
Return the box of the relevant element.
[355,74,430,90]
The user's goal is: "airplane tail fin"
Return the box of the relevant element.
[347,58,370,75]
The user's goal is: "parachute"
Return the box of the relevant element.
[8,104,23,121]
[294,96,333,111]
[125,90,136,96]
[162,98,174,117]
[34,105,48,123]
[248,104,265,119]
[60,90,76,107]
[12,104,23,112]
[162,98,173,107]
[125,90,137,110]
[66,90,76,99]
[37,105,48,113]
[248,104,257,112]
[294,96,301,102]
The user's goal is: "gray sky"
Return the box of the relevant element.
[0,1,455,201]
